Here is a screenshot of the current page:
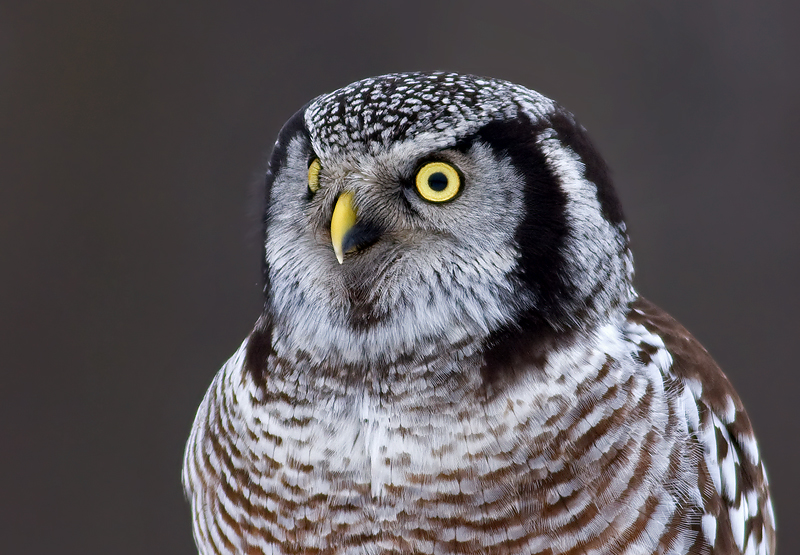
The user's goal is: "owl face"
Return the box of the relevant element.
[261,73,633,364]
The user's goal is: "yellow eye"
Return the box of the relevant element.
[415,161,461,202]
[308,158,322,193]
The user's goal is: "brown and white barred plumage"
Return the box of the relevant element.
[183,73,775,554]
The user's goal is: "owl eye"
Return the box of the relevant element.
[308,158,322,193]
[415,161,461,203]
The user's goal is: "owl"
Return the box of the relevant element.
[183,73,776,555]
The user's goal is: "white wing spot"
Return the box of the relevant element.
[729,501,747,552]
[701,513,717,547]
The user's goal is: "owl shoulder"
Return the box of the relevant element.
[627,297,776,555]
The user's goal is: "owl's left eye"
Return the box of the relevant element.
[308,158,322,193]
[415,161,461,203]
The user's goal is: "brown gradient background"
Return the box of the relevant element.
[1,2,798,553]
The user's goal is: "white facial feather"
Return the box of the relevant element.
[266,135,530,365]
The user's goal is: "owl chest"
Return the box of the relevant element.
[226,386,538,553]
[250,388,493,505]
[219,348,702,554]
[235,375,646,553]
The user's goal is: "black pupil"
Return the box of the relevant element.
[427,172,449,192]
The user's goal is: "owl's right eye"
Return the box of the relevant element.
[308,158,322,193]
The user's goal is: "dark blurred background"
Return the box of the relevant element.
[1,1,797,553]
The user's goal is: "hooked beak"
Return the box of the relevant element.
[330,192,357,264]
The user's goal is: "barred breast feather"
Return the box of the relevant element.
[182,296,775,555]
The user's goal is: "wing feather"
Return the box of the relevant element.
[629,297,776,555]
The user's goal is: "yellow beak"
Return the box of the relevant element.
[330,192,357,264]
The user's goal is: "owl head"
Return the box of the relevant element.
[254,73,633,366]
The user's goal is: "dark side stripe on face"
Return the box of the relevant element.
[469,113,573,326]
[261,106,311,297]
[247,109,311,386]
[470,109,625,384]
[460,113,570,385]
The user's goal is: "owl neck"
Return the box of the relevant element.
[244,283,637,400]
